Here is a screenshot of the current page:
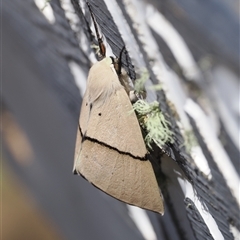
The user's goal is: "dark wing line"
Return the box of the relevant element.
[79,125,148,161]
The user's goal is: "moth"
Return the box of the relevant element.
[73,2,164,214]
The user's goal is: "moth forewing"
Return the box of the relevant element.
[73,121,82,173]
[74,58,164,214]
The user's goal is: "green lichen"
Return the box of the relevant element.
[133,99,174,149]
[181,130,198,154]
[147,83,163,91]
[134,68,149,99]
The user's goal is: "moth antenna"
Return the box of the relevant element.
[86,2,106,58]
[114,46,126,75]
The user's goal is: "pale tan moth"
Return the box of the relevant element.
[73,2,164,214]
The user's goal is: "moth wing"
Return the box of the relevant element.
[76,137,164,214]
[73,119,82,173]
[73,91,90,171]
[73,87,164,214]
[82,87,147,158]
